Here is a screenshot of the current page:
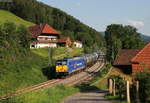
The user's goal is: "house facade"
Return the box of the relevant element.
[113,42,150,75]
[29,24,60,48]
[29,24,74,48]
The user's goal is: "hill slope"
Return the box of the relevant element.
[140,34,150,42]
[0,10,35,27]
[0,21,83,96]
[1,0,105,52]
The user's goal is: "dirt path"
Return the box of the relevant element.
[61,90,113,103]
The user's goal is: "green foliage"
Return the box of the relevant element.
[1,0,105,53]
[109,75,125,99]
[0,10,34,27]
[105,24,145,62]
[135,72,150,103]
[0,22,48,95]
[62,30,75,41]
[109,75,125,88]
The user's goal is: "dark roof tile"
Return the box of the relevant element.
[113,49,141,65]
[28,24,60,37]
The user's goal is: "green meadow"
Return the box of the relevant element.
[0,10,34,27]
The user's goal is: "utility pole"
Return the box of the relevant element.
[136,81,140,103]
[48,47,51,66]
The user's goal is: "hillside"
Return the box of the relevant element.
[0,21,83,96]
[1,0,105,52]
[140,34,150,42]
[0,20,83,96]
[0,10,35,27]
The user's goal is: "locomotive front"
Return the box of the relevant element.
[55,59,68,76]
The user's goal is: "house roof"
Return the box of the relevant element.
[29,24,60,37]
[58,37,70,43]
[113,49,141,66]
[131,42,150,66]
[74,40,82,43]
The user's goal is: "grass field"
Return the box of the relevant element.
[0,53,48,95]
[31,47,84,59]
[0,10,35,27]
[0,59,109,103]
[0,85,79,103]
[0,47,83,96]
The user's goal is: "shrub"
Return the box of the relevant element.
[135,72,150,103]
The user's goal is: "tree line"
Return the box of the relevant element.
[0,0,105,53]
[105,24,145,62]
[0,0,146,59]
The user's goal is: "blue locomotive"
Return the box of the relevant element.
[55,52,98,77]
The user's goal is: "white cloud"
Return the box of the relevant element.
[128,20,144,27]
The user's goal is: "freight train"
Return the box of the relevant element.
[55,52,99,77]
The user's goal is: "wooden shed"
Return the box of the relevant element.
[114,42,150,75]
[113,49,140,74]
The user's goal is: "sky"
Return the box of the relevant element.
[37,0,150,36]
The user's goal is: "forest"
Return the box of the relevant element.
[105,24,145,62]
[0,0,105,53]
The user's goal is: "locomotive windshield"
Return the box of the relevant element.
[56,60,67,65]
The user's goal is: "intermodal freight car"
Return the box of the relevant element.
[55,52,99,77]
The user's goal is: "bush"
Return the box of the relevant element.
[135,72,150,103]
[0,22,48,95]
[109,75,125,99]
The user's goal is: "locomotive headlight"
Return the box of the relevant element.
[63,65,68,72]
[56,66,60,72]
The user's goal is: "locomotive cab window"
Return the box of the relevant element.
[56,60,67,65]
[62,60,67,65]
[56,60,62,65]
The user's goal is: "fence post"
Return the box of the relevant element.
[113,79,116,96]
[109,79,113,94]
[136,81,140,103]
[127,80,130,103]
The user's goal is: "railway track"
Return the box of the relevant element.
[0,61,104,100]
[63,61,105,86]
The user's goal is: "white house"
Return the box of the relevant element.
[29,24,60,48]
[73,40,83,48]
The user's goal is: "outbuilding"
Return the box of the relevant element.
[73,40,83,48]
[57,37,72,47]
[113,42,150,75]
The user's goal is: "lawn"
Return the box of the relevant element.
[31,47,84,59]
[0,47,83,95]
[0,10,35,27]
[0,85,79,103]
